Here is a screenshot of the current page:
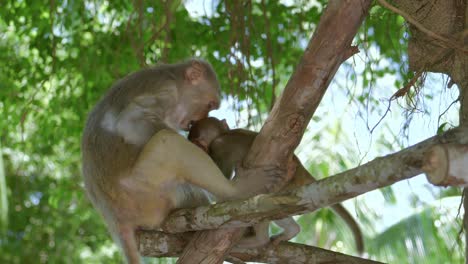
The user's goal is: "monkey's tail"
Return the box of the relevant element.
[83,170,140,263]
[97,207,141,264]
[118,224,140,264]
[330,204,364,254]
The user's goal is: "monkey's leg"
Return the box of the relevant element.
[135,129,242,201]
[270,217,300,245]
[235,221,270,248]
[173,184,212,209]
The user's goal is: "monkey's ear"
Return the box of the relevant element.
[221,119,229,130]
[185,61,204,85]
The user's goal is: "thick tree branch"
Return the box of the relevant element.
[146,127,468,233]
[139,231,383,264]
[140,128,467,261]
[139,127,467,262]
[139,126,468,260]
[176,1,373,263]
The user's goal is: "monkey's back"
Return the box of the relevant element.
[209,129,257,179]
[80,66,182,216]
[211,128,256,156]
[209,129,314,187]
[81,100,141,220]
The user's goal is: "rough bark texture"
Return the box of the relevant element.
[176,1,373,263]
[390,0,467,80]
[423,144,468,187]
[140,231,383,264]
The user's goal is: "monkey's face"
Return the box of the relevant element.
[188,117,229,151]
[167,80,220,131]
[164,61,221,131]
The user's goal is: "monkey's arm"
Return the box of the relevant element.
[130,129,243,202]
[210,132,284,192]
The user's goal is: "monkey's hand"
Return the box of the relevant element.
[233,165,287,196]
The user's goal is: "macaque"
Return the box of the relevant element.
[81,60,282,264]
[188,117,364,253]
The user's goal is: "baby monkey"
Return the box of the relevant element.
[188,117,364,253]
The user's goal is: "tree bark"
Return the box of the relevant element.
[176,1,371,263]
[140,231,383,264]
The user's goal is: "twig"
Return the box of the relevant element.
[390,70,423,100]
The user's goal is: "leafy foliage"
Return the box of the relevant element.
[368,198,463,264]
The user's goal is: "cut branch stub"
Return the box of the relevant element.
[422,144,468,187]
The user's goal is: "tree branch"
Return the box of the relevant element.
[147,126,467,234]
[139,231,383,264]
[139,127,468,262]
[139,127,468,261]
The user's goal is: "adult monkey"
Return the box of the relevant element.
[81,59,283,264]
[188,117,364,253]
